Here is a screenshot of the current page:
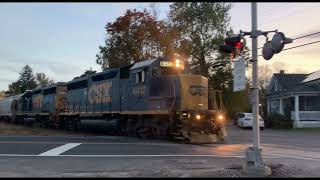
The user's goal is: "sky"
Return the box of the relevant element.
[0,2,320,90]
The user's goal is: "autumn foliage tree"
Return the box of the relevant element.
[96,9,170,69]
[96,3,234,91]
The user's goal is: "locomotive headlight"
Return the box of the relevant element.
[175,59,181,68]
[195,114,201,120]
[217,114,224,123]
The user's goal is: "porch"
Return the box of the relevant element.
[267,94,320,128]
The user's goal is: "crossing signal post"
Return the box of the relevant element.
[219,3,293,177]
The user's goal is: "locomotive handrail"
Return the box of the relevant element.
[147,96,174,100]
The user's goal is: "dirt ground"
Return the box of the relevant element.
[0,121,94,136]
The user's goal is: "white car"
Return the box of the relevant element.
[236,112,264,129]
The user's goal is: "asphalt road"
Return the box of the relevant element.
[0,124,319,177]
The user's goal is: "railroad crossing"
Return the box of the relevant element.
[0,125,319,177]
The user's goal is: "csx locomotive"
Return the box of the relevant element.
[0,57,226,143]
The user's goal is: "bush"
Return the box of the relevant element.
[32,122,41,129]
[266,113,293,129]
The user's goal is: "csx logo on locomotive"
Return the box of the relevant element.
[189,85,206,96]
[32,95,43,109]
[88,82,112,104]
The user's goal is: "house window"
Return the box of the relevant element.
[270,99,280,113]
[302,96,320,111]
[135,70,145,83]
[274,81,279,92]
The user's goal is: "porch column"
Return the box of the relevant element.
[279,98,284,115]
[294,95,299,128]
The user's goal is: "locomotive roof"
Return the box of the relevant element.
[0,93,23,101]
[130,57,159,70]
[67,75,89,84]
[93,68,118,76]
[29,87,43,94]
[42,82,67,90]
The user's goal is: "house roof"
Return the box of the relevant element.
[301,70,320,83]
[267,72,320,98]
[273,73,307,91]
[290,83,320,92]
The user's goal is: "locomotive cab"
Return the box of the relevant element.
[146,57,226,143]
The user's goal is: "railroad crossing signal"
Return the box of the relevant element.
[262,32,293,60]
[219,34,246,60]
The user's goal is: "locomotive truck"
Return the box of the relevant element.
[0,56,226,143]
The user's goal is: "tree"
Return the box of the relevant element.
[80,68,96,78]
[6,81,21,96]
[7,65,37,95]
[246,62,287,90]
[243,62,288,118]
[96,9,167,69]
[168,2,237,121]
[0,90,6,98]
[36,73,54,87]
[168,2,233,90]
[73,68,97,80]
[18,65,37,92]
[149,3,159,20]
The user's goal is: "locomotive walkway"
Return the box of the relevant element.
[0,125,319,177]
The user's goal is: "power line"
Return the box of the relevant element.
[293,31,320,40]
[282,40,320,51]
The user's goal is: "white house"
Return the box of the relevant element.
[266,70,320,128]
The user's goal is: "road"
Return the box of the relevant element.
[0,124,319,177]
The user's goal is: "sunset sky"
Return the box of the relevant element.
[0,2,320,90]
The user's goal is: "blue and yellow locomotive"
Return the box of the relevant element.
[0,56,226,143]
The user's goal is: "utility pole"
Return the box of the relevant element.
[242,3,271,176]
[251,2,260,154]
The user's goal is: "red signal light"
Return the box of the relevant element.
[235,42,241,49]
[220,35,246,58]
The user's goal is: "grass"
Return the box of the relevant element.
[0,121,117,137]
[288,127,320,132]
[31,122,41,129]
[0,121,82,136]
